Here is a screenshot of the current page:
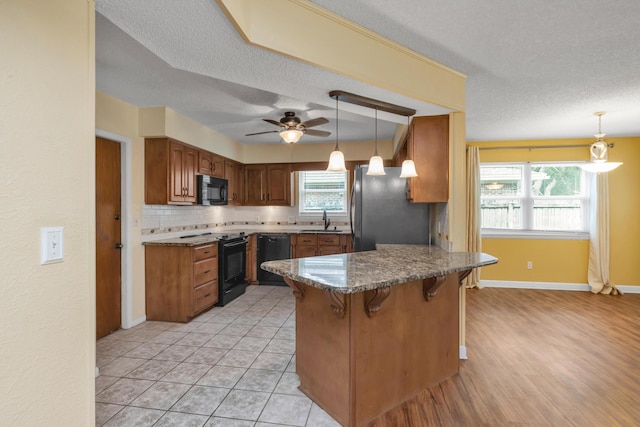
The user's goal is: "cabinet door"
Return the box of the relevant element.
[295,245,318,259]
[318,246,342,256]
[225,160,243,205]
[169,141,188,203]
[211,154,225,178]
[266,164,291,205]
[198,150,214,175]
[183,145,198,203]
[407,115,449,203]
[244,165,267,205]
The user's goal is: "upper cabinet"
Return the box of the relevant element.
[404,115,449,203]
[198,150,225,178]
[244,164,292,206]
[145,138,197,205]
[224,159,244,205]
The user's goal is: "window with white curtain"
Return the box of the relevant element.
[480,162,590,237]
[298,171,348,215]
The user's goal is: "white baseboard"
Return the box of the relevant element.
[125,315,147,329]
[459,345,467,360]
[480,280,639,293]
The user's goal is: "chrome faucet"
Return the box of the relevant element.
[323,210,331,230]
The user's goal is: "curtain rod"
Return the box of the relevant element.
[474,143,614,151]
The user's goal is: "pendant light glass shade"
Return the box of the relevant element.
[367,156,385,175]
[327,96,347,171]
[367,108,385,175]
[279,129,303,143]
[399,160,418,178]
[327,149,347,171]
[579,112,622,173]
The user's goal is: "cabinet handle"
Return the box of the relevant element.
[267,193,270,201]
[204,293,211,298]
[203,251,210,254]
[204,270,211,274]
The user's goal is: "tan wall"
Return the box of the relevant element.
[0,0,96,424]
[469,137,640,286]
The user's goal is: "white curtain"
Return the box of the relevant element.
[588,172,621,295]
[465,146,482,288]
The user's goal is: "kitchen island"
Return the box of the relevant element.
[261,245,497,427]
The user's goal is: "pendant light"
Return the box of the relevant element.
[580,112,622,173]
[327,96,347,172]
[367,108,385,175]
[399,116,418,178]
[279,129,303,144]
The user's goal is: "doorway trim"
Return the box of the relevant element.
[95,129,137,329]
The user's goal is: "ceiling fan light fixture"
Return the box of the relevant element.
[279,129,303,143]
[399,160,418,178]
[579,112,623,173]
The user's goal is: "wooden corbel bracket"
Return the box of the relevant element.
[323,292,347,319]
[422,276,446,302]
[458,269,472,286]
[284,277,305,301]
[364,288,391,317]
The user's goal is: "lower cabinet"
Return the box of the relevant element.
[291,233,350,258]
[246,234,258,285]
[145,243,218,322]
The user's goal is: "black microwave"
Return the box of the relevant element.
[197,175,228,205]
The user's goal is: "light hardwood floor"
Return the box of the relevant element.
[367,288,640,427]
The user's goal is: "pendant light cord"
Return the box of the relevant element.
[334,96,339,151]
[374,108,378,156]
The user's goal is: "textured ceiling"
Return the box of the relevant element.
[96,0,640,145]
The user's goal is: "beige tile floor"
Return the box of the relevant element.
[96,285,341,427]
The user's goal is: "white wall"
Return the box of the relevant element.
[0,0,96,425]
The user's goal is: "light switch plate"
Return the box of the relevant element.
[41,227,64,264]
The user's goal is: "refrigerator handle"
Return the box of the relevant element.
[349,179,355,239]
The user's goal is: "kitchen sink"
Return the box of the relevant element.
[299,229,341,233]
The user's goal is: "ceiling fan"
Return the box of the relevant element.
[245,111,331,143]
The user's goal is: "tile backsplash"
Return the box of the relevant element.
[141,204,349,239]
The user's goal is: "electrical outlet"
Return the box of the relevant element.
[255,216,260,223]
[41,227,64,264]
[288,216,296,224]
[527,261,533,269]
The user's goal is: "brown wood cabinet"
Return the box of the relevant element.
[244,164,291,206]
[198,150,224,178]
[245,234,257,285]
[291,233,350,258]
[145,243,218,322]
[145,138,197,205]
[404,115,449,203]
[224,159,244,205]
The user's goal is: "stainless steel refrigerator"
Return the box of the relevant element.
[351,166,431,252]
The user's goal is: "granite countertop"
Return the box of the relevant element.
[260,245,498,294]
[142,229,351,246]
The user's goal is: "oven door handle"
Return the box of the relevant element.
[223,240,247,248]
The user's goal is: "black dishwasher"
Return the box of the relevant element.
[257,234,291,286]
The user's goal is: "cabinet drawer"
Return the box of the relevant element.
[318,246,342,256]
[194,244,217,261]
[295,246,318,259]
[194,280,218,312]
[194,258,217,286]
[318,235,341,246]
[296,235,318,246]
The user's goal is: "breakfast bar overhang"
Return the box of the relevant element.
[261,245,498,427]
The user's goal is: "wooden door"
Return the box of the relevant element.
[96,137,122,338]
[266,164,291,205]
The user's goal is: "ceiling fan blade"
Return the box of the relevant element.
[245,130,280,136]
[304,129,331,137]
[263,119,284,127]
[300,117,329,128]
